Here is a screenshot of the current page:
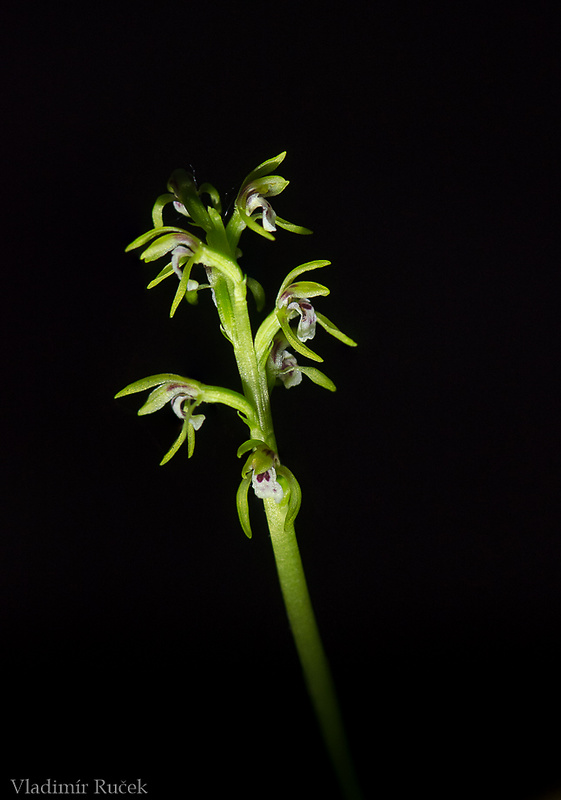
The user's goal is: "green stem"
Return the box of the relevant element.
[207,246,361,797]
[264,499,363,800]
[230,278,276,447]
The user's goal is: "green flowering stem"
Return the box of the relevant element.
[264,499,362,800]
[117,153,362,799]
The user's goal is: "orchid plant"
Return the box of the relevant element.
[116,153,362,799]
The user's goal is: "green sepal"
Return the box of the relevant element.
[249,175,289,198]
[240,447,275,479]
[237,439,267,459]
[277,465,302,529]
[274,217,312,235]
[236,475,253,539]
[242,152,287,186]
[277,261,330,300]
[125,226,190,253]
[146,262,174,289]
[152,193,175,228]
[277,306,324,363]
[137,383,180,415]
[316,311,358,347]
[160,416,189,466]
[115,374,200,399]
[140,233,196,263]
[246,276,266,312]
[186,419,196,458]
[170,256,195,318]
[298,366,337,392]
[280,280,330,300]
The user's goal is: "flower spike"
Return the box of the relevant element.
[117,155,361,798]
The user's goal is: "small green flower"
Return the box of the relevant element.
[235,440,284,538]
[235,440,303,538]
[268,335,337,392]
[234,152,312,240]
[240,441,284,502]
[115,374,255,465]
[253,261,358,366]
[278,263,357,361]
[277,280,330,343]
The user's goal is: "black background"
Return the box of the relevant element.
[3,4,560,799]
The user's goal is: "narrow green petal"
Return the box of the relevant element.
[278,309,324,363]
[277,261,330,301]
[170,257,194,318]
[125,226,189,252]
[274,217,313,235]
[160,417,189,465]
[298,366,337,392]
[115,373,194,399]
[187,420,196,458]
[237,439,267,459]
[281,280,330,299]
[236,475,253,539]
[242,152,287,186]
[316,312,358,347]
[250,175,289,197]
[141,233,189,262]
[137,384,174,415]
[146,262,174,289]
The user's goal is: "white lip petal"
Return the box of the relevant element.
[246,192,277,232]
[279,351,302,388]
[171,244,193,278]
[287,299,317,341]
[252,467,284,502]
[190,414,205,431]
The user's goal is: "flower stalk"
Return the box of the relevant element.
[116,153,361,799]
